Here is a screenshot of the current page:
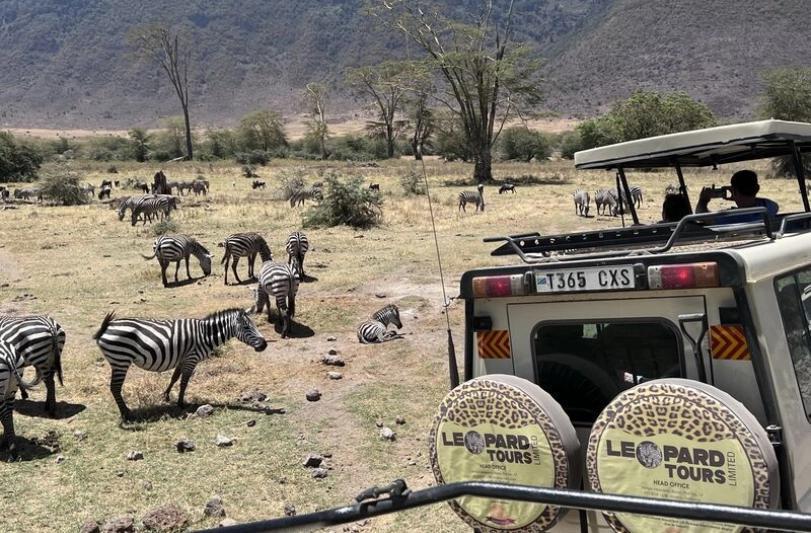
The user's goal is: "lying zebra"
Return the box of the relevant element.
[357,304,403,343]
[94,309,267,421]
[143,234,212,287]
[252,258,301,338]
[0,340,38,459]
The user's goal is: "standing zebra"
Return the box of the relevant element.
[94,309,267,421]
[595,189,618,216]
[117,194,153,221]
[289,187,323,207]
[131,195,177,226]
[498,183,516,194]
[629,186,644,208]
[458,184,485,212]
[219,232,272,285]
[252,259,300,338]
[285,231,309,278]
[142,235,213,287]
[0,314,65,416]
[0,340,38,458]
[357,304,404,344]
[573,189,590,216]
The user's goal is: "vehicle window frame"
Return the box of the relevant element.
[773,267,811,422]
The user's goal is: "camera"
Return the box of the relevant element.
[706,185,732,200]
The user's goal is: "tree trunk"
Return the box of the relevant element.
[182,106,193,161]
[473,149,493,183]
[412,138,422,160]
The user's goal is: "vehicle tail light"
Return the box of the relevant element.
[472,274,527,298]
[647,262,719,290]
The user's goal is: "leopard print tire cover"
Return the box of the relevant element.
[429,374,580,532]
[587,378,779,533]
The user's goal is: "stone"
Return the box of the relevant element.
[239,390,267,403]
[322,452,332,458]
[219,518,238,527]
[374,293,386,298]
[327,371,343,380]
[375,419,384,428]
[175,439,196,453]
[195,404,215,418]
[311,468,329,479]
[55,454,65,464]
[74,430,87,441]
[284,503,296,517]
[326,336,337,342]
[327,349,338,355]
[321,355,344,367]
[246,420,256,427]
[302,454,323,468]
[143,481,153,491]
[141,504,189,532]
[395,416,406,425]
[80,520,100,533]
[379,428,396,441]
[204,496,226,518]
[100,516,134,533]
[215,434,234,447]
[306,389,321,402]
[126,450,144,461]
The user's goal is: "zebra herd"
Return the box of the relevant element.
[573,186,644,217]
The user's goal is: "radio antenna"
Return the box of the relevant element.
[417,147,459,388]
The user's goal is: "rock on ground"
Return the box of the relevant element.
[219,518,238,527]
[306,389,322,402]
[215,434,234,447]
[195,404,215,417]
[126,450,144,461]
[327,371,343,380]
[284,503,296,517]
[100,516,134,533]
[141,504,189,532]
[302,454,323,468]
[204,496,226,518]
[311,468,329,479]
[175,439,196,453]
[239,390,267,403]
[80,520,100,533]
[321,355,345,366]
[380,428,396,441]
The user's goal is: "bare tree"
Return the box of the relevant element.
[407,81,435,160]
[303,82,330,159]
[371,0,542,182]
[130,25,194,161]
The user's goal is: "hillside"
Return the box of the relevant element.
[0,0,809,128]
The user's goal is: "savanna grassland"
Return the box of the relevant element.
[0,158,800,532]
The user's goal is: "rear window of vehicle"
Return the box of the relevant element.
[534,321,682,425]
[775,269,811,419]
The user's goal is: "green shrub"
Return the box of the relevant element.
[400,167,426,196]
[38,166,88,206]
[234,150,270,165]
[303,174,382,229]
[0,132,42,182]
[152,219,179,236]
[499,127,551,162]
[242,165,258,178]
[557,131,583,159]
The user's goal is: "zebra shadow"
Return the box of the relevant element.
[163,277,201,289]
[0,438,56,462]
[270,320,315,339]
[119,401,284,429]
[227,278,258,287]
[300,274,318,283]
[15,399,87,420]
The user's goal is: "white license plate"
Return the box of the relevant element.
[535,265,635,293]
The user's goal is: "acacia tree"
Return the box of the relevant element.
[760,68,811,177]
[128,128,151,162]
[372,0,542,182]
[238,110,288,152]
[129,25,194,160]
[303,82,330,159]
[407,81,434,160]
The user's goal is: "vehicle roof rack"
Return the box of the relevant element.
[485,208,782,263]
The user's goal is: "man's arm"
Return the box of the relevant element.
[695,187,712,214]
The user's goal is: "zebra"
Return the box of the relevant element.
[252,180,266,190]
[192,180,208,196]
[595,189,618,216]
[0,340,39,458]
[175,181,194,195]
[142,234,213,287]
[369,183,380,192]
[0,314,65,416]
[130,195,178,226]
[289,187,323,207]
[498,183,516,194]
[252,259,300,338]
[357,304,404,344]
[608,188,631,215]
[117,194,153,221]
[458,184,485,212]
[573,189,590,216]
[98,184,112,200]
[13,188,37,201]
[219,232,272,285]
[93,308,267,421]
[0,186,8,202]
[629,186,644,208]
[285,231,309,278]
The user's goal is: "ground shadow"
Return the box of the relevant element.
[226,277,257,287]
[15,399,86,419]
[273,320,315,339]
[120,401,285,429]
[164,277,199,289]
[0,437,57,462]
[300,274,318,283]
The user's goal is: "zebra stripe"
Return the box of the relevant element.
[143,234,212,287]
[253,260,300,338]
[594,189,618,216]
[458,184,485,212]
[357,304,404,344]
[117,194,153,221]
[0,340,37,458]
[0,314,65,415]
[219,233,273,285]
[285,231,309,278]
[289,187,323,207]
[131,195,177,226]
[629,186,644,208]
[94,308,267,421]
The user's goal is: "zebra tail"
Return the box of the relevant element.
[141,250,157,260]
[94,311,116,341]
[47,319,63,386]
[220,244,229,265]
[14,364,41,391]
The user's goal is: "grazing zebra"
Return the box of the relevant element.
[191,180,208,196]
[252,180,266,190]
[130,195,177,226]
[80,183,96,198]
[252,260,300,338]
[0,340,38,458]
[289,187,323,207]
[117,194,152,221]
[595,189,618,216]
[498,183,516,194]
[357,304,404,344]
[13,188,37,201]
[142,234,213,287]
[608,188,631,215]
[0,314,65,416]
[629,186,644,208]
[573,189,590,216]
[219,232,272,285]
[175,181,194,195]
[285,231,309,278]
[369,183,380,192]
[458,184,485,212]
[94,309,267,421]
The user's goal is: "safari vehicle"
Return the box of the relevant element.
[207,121,811,533]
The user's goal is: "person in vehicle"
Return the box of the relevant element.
[695,169,779,223]
[660,193,692,223]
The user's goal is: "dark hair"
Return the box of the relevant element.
[730,170,759,197]
[661,194,691,222]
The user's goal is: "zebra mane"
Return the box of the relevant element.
[203,308,245,321]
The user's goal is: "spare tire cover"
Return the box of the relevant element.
[429,374,580,532]
[587,378,779,533]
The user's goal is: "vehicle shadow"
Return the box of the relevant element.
[119,401,285,430]
[0,437,57,462]
[14,399,87,420]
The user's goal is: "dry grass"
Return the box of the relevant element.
[0,157,799,532]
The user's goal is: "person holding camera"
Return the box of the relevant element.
[695,169,778,223]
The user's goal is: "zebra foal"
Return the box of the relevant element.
[285,231,309,278]
[94,309,267,421]
[458,184,485,212]
[0,314,65,416]
[252,259,300,339]
[142,234,212,287]
[357,304,404,344]
[219,232,272,285]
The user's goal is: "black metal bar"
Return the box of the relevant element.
[195,481,811,533]
[617,167,639,225]
[674,161,693,213]
[778,212,811,236]
[792,140,810,212]
[615,171,625,227]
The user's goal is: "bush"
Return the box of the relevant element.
[107,165,119,173]
[278,170,306,200]
[38,166,88,206]
[557,131,583,159]
[0,132,42,182]
[400,167,426,196]
[303,174,382,229]
[499,127,551,162]
[234,150,270,165]
[152,219,179,236]
[242,165,258,178]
